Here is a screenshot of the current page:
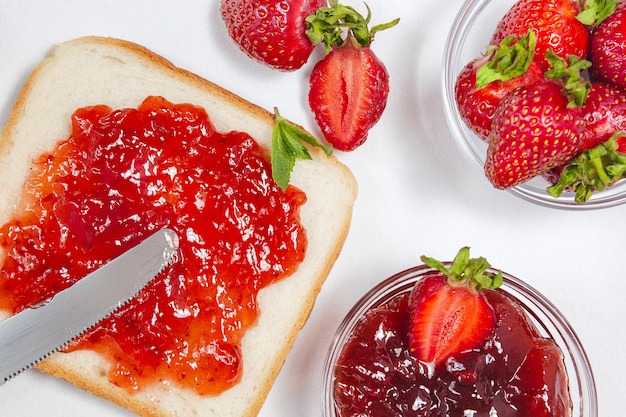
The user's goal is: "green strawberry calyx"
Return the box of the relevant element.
[475,28,537,89]
[305,1,400,53]
[421,247,503,292]
[544,50,592,108]
[547,132,626,203]
[271,107,332,190]
[577,0,618,27]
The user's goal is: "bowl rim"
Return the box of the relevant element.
[321,263,598,417]
[440,0,626,210]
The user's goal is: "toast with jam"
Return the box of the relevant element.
[0,36,357,417]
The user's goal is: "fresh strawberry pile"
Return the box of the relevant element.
[220,0,399,187]
[455,0,626,203]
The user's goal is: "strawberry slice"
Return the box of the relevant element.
[408,247,502,368]
[305,3,399,151]
[308,37,389,151]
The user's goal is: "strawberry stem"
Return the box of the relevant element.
[577,0,618,26]
[547,131,626,203]
[475,29,536,89]
[305,2,399,53]
[420,247,503,292]
[544,50,591,107]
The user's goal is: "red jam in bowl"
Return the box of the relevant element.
[0,96,307,395]
[327,267,596,417]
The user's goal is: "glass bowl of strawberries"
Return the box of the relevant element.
[442,0,626,208]
[322,248,597,417]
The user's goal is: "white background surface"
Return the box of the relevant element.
[0,0,623,416]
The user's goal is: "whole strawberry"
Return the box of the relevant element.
[543,81,626,195]
[485,52,590,189]
[220,0,327,71]
[589,0,626,89]
[455,30,544,140]
[409,247,502,369]
[306,3,399,151]
[543,80,626,181]
[581,81,626,150]
[490,0,590,71]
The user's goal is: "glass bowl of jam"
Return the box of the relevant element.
[322,263,597,417]
[441,0,626,209]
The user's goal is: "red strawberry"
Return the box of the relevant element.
[581,82,626,150]
[408,247,502,368]
[455,30,544,140]
[490,0,589,71]
[589,0,626,89]
[485,52,589,189]
[306,4,399,151]
[541,81,626,185]
[219,0,326,71]
[309,38,389,151]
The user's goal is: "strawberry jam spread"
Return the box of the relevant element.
[334,290,571,417]
[0,96,307,395]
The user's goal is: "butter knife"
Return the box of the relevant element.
[0,227,179,385]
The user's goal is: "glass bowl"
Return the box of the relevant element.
[322,264,597,417]
[441,0,626,209]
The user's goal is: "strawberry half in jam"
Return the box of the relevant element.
[333,247,572,417]
[408,247,501,370]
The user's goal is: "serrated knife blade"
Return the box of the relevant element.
[0,227,179,385]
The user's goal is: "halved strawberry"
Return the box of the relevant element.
[306,3,399,151]
[308,36,389,151]
[408,247,502,369]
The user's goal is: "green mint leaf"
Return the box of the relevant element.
[271,108,332,190]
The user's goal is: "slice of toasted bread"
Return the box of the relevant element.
[0,36,357,417]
